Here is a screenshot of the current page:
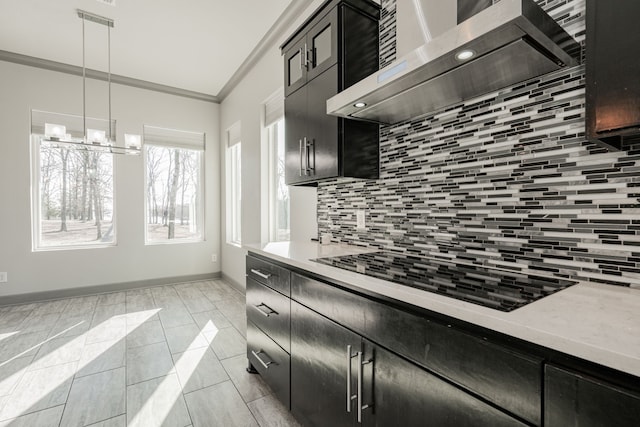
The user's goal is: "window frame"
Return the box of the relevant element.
[30,134,117,252]
[143,126,206,245]
[266,118,289,242]
[226,141,242,247]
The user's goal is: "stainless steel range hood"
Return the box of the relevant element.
[327,0,580,125]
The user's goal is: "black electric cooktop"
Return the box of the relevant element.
[313,252,577,312]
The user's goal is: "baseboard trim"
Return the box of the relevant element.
[221,272,245,294]
[0,272,222,307]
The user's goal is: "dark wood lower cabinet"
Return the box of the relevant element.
[291,299,526,427]
[291,301,360,427]
[247,321,290,408]
[247,253,640,427]
[362,341,527,427]
[545,364,640,427]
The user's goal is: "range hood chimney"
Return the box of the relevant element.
[327,0,580,125]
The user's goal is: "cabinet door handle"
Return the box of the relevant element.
[346,345,358,413]
[299,139,304,176]
[307,138,315,173]
[357,351,373,423]
[299,47,304,70]
[304,42,310,68]
[254,303,278,317]
[251,350,275,370]
[303,137,309,175]
[250,269,271,280]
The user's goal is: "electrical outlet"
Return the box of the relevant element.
[211,254,217,263]
[0,272,7,283]
[356,210,366,229]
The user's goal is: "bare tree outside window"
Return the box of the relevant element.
[145,145,203,242]
[35,140,114,248]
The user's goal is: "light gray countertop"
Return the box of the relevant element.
[245,240,640,378]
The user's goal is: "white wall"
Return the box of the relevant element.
[219,1,324,289]
[0,61,220,298]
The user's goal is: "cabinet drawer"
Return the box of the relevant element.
[291,272,366,335]
[246,277,291,353]
[247,255,291,296]
[247,321,291,409]
[545,364,640,427]
[365,302,543,426]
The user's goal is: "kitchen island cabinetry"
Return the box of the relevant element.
[245,248,640,426]
[281,0,380,186]
[290,271,530,427]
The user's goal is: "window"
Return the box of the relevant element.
[264,92,289,241]
[31,110,115,250]
[226,123,242,246]
[144,125,204,243]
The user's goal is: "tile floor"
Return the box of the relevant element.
[0,279,300,427]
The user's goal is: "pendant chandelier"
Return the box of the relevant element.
[42,9,141,155]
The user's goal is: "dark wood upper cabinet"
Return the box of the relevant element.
[586,0,640,149]
[281,0,380,186]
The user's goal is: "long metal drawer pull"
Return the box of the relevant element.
[346,345,358,413]
[254,303,278,317]
[357,351,373,423]
[250,269,271,280]
[252,350,274,370]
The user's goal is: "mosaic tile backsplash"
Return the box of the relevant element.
[317,0,640,288]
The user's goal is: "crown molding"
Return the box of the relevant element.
[0,0,315,103]
[0,49,220,103]
[216,0,314,101]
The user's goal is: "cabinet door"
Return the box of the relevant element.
[284,86,308,185]
[306,8,338,82]
[364,300,542,425]
[306,65,340,180]
[284,37,308,97]
[545,364,640,427]
[362,341,527,427]
[291,301,360,427]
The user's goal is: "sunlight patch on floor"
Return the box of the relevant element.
[0,309,160,421]
[0,332,19,344]
[128,321,213,427]
[0,322,82,369]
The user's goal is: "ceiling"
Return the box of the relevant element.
[0,0,296,98]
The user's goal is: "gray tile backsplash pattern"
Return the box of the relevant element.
[317,0,640,288]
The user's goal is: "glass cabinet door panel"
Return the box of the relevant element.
[288,51,303,86]
[312,25,332,68]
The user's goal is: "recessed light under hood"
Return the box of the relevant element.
[327,0,580,125]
